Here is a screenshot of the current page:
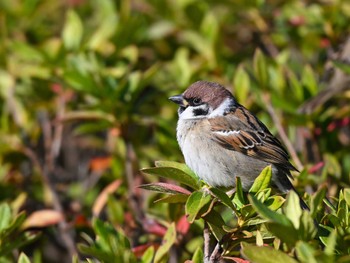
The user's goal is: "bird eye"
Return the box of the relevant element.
[193,98,201,105]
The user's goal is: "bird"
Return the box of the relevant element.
[169,80,308,209]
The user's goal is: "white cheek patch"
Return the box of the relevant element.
[208,98,233,118]
[179,104,210,120]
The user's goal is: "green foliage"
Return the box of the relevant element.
[142,162,350,261]
[0,0,350,262]
[0,203,38,261]
[78,219,136,263]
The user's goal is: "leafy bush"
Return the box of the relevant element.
[0,0,350,262]
[141,162,350,262]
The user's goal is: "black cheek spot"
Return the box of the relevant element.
[193,108,209,116]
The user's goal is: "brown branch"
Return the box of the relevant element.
[125,141,144,219]
[299,36,350,114]
[262,94,303,171]
[38,93,77,257]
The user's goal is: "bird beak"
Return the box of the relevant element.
[169,94,188,107]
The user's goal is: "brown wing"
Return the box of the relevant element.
[209,106,298,172]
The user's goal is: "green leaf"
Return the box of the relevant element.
[288,70,303,101]
[191,247,203,263]
[301,65,318,96]
[141,246,155,263]
[256,188,272,203]
[265,196,285,211]
[154,194,189,204]
[5,212,26,234]
[295,241,317,263]
[148,21,175,40]
[155,161,198,181]
[141,165,200,190]
[249,195,293,227]
[88,11,118,50]
[249,166,272,195]
[337,204,348,225]
[154,223,176,263]
[17,253,31,263]
[326,214,341,226]
[203,210,226,240]
[243,217,268,227]
[186,191,212,223]
[311,186,327,217]
[62,10,83,50]
[0,231,39,256]
[283,191,302,229]
[78,244,112,262]
[233,65,250,104]
[241,242,298,263]
[332,60,350,74]
[323,229,337,256]
[240,204,256,220]
[90,218,133,261]
[233,177,246,209]
[299,212,317,241]
[343,188,350,207]
[266,222,299,246]
[253,49,269,89]
[106,196,125,224]
[200,12,218,44]
[181,31,213,66]
[0,203,11,232]
[209,187,236,212]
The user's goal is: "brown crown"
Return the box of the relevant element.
[183,81,233,109]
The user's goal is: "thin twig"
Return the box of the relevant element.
[299,36,350,114]
[125,140,147,246]
[38,93,77,257]
[204,223,210,263]
[262,94,303,170]
[51,95,65,158]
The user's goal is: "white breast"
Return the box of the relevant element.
[176,119,273,190]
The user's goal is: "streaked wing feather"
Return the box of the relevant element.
[209,106,297,172]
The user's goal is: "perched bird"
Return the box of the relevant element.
[169,80,308,209]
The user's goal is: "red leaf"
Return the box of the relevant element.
[341,117,350,126]
[51,83,63,94]
[139,182,191,195]
[320,38,330,48]
[132,243,158,258]
[74,214,90,227]
[222,256,250,263]
[327,121,337,132]
[308,162,324,174]
[143,219,167,236]
[176,215,190,235]
[89,156,113,172]
[327,117,350,132]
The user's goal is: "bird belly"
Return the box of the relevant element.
[177,120,274,190]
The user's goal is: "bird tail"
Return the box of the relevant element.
[275,172,309,210]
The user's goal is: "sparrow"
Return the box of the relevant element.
[169,80,308,209]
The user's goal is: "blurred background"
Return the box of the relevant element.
[0,0,350,262]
